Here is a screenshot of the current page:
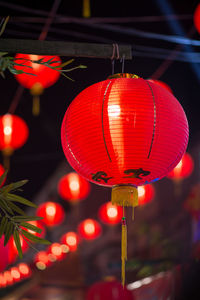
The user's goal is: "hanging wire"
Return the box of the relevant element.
[121,54,125,73]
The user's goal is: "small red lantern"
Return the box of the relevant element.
[78,219,102,240]
[3,271,13,286]
[14,54,61,116]
[8,235,29,264]
[138,184,155,205]
[36,201,65,227]
[18,263,31,278]
[98,202,123,225]
[0,237,9,272]
[61,73,188,286]
[0,114,29,168]
[48,243,64,261]
[10,267,21,282]
[61,231,78,252]
[147,79,173,93]
[86,279,134,300]
[194,4,200,34]
[0,273,6,288]
[167,152,194,180]
[34,251,50,270]
[58,172,90,203]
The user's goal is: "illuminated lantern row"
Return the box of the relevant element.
[147,79,173,94]
[86,279,134,300]
[167,152,194,181]
[98,202,123,225]
[58,172,90,203]
[0,263,31,289]
[61,73,189,285]
[194,4,200,34]
[78,219,102,240]
[61,231,78,251]
[14,54,61,116]
[36,201,65,227]
[0,114,29,169]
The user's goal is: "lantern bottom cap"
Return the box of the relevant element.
[2,146,14,157]
[111,185,138,207]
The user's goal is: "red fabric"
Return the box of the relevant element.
[0,114,29,150]
[14,54,61,89]
[61,77,188,188]
[86,280,134,300]
[58,172,90,202]
[78,219,102,240]
[138,184,155,205]
[194,4,200,34]
[167,152,194,179]
[147,79,173,93]
[98,202,123,224]
[36,201,65,227]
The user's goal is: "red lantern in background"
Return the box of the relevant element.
[138,184,155,205]
[58,172,90,203]
[10,267,21,283]
[194,4,200,34]
[147,79,173,93]
[86,279,134,300]
[14,54,61,116]
[78,219,102,240]
[61,73,188,286]
[0,164,6,187]
[48,243,64,261]
[0,114,29,169]
[18,263,31,278]
[0,237,9,272]
[98,202,123,225]
[36,201,65,227]
[167,152,194,181]
[34,251,50,270]
[8,236,29,264]
[61,231,78,252]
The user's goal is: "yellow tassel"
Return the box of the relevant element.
[83,0,91,18]
[121,217,127,287]
[111,185,138,207]
[32,96,40,116]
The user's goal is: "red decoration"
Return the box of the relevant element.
[58,172,90,202]
[34,251,51,270]
[138,184,155,205]
[48,243,64,261]
[78,219,102,240]
[0,237,9,272]
[61,231,78,251]
[0,114,29,156]
[10,267,21,282]
[36,201,65,227]
[8,236,29,264]
[14,54,61,115]
[194,4,200,34]
[167,152,194,181]
[147,79,173,93]
[18,263,31,278]
[61,74,188,189]
[86,279,134,300]
[0,164,5,187]
[98,202,123,225]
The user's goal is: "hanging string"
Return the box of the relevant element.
[111,44,120,75]
[121,202,127,287]
[121,54,125,73]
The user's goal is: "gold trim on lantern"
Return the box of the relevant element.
[30,82,44,96]
[108,73,140,79]
[111,185,138,207]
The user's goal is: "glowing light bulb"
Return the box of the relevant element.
[138,186,145,197]
[69,180,80,191]
[107,206,118,218]
[18,263,30,276]
[11,268,20,280]
[84,222,95,234]
[46,204,56,216]
[108,104,121,117]
[4,126,12,135]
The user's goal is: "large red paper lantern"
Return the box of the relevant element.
[147,79,173,93]
[98,202,123,225]
[167,152,194,180]
[61,231,78,252]
[0,114,29,167]
[86,279,134,300]
[138,184,155,205]
[36,201,65,227]
[0,237,9,272]
[61,73,188,285]
[78,219,102,240]
[58,172,90,202]
[14,54,61,115]
[194,4,200,34]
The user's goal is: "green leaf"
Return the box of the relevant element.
[0,216,8,238]
[61,73,74,81]
[4,222,14,246]
[6,193,37,208]
[0,198,14,215]
[21,229,51,245]
[6,201,26,216]
[12,215,43,222]
[0,180,28,193]
[20,222,42,234]
[13,230,23,259]
[59,59,74,69]
[0,170,8,187]
[0,16,9,37]
[0,52,8,57]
